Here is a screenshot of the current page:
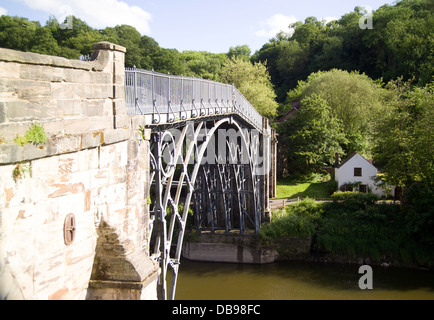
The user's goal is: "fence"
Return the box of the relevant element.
[125,67,263,131]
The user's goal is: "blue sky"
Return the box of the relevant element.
[0,0,397,53]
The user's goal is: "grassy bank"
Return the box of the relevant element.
[275,177,332,199]
[260,195,434,268]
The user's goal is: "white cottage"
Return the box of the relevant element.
[334,152,391,197]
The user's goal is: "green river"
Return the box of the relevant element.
[174,259,434,300]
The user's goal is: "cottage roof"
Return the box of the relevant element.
[336,152,375,169]
[278,100,301,123]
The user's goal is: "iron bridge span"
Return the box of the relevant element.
[125,67,276,300]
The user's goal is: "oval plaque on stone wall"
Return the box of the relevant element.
[64,214,76,245]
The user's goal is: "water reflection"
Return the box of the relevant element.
[175,259,434,300]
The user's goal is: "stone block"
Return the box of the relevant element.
[31,155,59,178]
[70,83,92,99]
[64,118,90,135]
[0,102,5,123]
[57,152,79,174]
[0,144,22,164]
[0,122,28,142]
[0,78,18,95]
[55,135,81,154]
[90,71,111,84]
[39,119,65,137]
[22,143,50,160]
[81,132,103,150]
[90,168,109,189]
[112,100,126,115]
[91,84,112,99]
[63,69,91,83]
[102,99,113,116]
[6,100,58,122]
[98,144,116,169]
[112,84,125,99]
[77,148,98,171]
[88,116,112,132]
[0,163,15,185]
[20,64,64,82]
[82,100,104,118]
[17,80,51,99]
[0,61,20,79]
[114,114,129,129]
[102,128,129,145]
[51,82,76,100]
[57,99,81,117]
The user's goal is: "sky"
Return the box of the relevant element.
[0,0,397,53]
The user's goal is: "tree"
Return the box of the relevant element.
[180,50,226,81]
[279,94,347,174]
[360,0,434,85]
[152,48,185,75]
[291,17,324,47]
[30,26,60,55]
[227,45,251,61]
[101,25,142,67]
[0,16,38,52]
[373,80,433,208]
[221,57,278,118]
[285,69,389,157]
[139,35,161,70]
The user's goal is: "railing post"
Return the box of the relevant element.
[133,66,138,114]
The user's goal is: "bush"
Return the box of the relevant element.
[331,191,379,210]
[259,199,322,243]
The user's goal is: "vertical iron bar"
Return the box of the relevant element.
[153,131,168,300]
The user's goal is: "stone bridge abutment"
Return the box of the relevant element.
[0,42,158,299]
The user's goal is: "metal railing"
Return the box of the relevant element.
[125,67,263,131]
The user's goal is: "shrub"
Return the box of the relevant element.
[259,198,322,243]
[331,191,379,210]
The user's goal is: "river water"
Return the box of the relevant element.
[174,259,434,300]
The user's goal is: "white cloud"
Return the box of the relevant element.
[255,14,298,38]
[0,7,8,16]
[18,0,152,34]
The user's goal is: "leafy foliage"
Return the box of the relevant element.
[252,0,433,104]
[285,69,390,157]
[261,199,434,266]
[331,191,380,210]
[25,123,48,145]
[259,199,322,242]
[373,80,433,208]
[279,94,347,174]
[221,57,278,118]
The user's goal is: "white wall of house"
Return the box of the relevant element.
[334,153,391,196]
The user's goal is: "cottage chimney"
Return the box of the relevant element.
[335,153,339,167]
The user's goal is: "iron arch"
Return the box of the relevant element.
[147,116,263,300]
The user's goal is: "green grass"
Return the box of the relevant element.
[276,177,331,199]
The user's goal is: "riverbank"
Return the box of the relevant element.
[183,196,434,270]
[182,231,431,270]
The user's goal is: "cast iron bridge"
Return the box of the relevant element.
[125,67,274,300]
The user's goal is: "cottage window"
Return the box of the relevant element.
[354,168,362,177]
[359,184,367,193]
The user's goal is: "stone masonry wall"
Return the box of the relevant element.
[0,43,158,299]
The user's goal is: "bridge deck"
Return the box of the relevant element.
[125,67,264,132]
